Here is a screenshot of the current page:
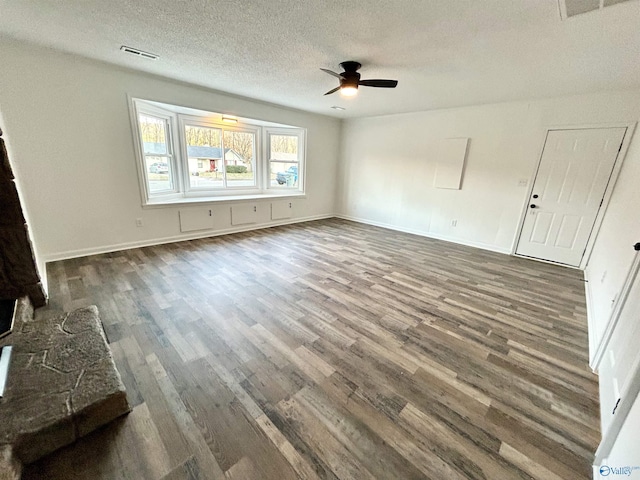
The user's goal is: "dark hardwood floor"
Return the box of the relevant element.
[24,218,598,479]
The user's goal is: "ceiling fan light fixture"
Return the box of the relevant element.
[340,85,358,97]
[321,61,397,97]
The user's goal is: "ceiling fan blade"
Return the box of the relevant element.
[323,86,341,96]
[321,68,344,79]
[358,79,398,88]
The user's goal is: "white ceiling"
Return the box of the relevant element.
[0,0,638,118]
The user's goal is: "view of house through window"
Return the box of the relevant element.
[139,114,174,193]
[132,99,305,204]
[184,125,257,189]
[269,134,299,187]
[185,125,223,188]
[224,130,256,187]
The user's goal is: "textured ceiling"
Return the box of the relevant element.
[0,0,639,118]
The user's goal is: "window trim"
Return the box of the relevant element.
[265,127,306,191]
[131,103,181,201]
[129,97,306,206]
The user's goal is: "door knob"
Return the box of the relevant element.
[530,204,537,209]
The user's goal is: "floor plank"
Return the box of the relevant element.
[24,219,598,479]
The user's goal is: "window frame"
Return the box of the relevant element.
[129,98,306,205]
[265,128,305,191]
[132,103,181,201]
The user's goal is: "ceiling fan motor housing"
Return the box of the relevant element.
[339,61,362,72]
[340,61,362,89]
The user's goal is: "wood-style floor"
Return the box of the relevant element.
[24,219,599,480]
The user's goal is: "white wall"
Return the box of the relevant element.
[596,390,640,478]
[0,39,341,265]
[585,130,640,357]
[589,141,640,464]
[337,92,640,254]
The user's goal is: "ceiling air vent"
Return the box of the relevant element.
[120,46,159,60]
[558,0,634,19]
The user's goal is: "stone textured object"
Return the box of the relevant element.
[0,132,15,182]
[0,300,130,467]
[0,128,46,307]
[0,445,22,480]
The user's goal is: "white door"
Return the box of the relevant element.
[594,248,640,467]
[516,128,626,266]
[598,253,640,435]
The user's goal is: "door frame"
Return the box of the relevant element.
[511,122,637,270]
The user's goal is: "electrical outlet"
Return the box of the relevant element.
[135,218,143,227]
[451,219,458,227]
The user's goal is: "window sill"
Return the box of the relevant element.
[142,191,306,209]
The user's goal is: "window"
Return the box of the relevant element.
[138,114,176,194]
[267,130,303,188]
[184,123,224,189]
[223,130,256,188]
[131,99,305,204]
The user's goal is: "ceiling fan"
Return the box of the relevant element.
[321,61,398,96]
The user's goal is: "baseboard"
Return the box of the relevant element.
[43,212,513,265]
[335,214,511,255]
[41,213,334,264]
